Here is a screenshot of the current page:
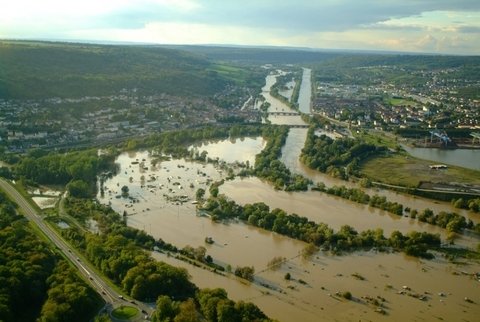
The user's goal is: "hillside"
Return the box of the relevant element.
[164,45,340,64]
[0,41,228,99]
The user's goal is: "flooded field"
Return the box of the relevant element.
[32,196,57,209]
[220,177,478,248]
[97,68,480,321]
[278,79,295,101]
[98,138,479,321]
[30,187,61,209]
[153,248,480,322]
[281,128,476,222]
[190,137,265,165]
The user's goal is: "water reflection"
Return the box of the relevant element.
[403,145,480,171]
[190,137,265,165]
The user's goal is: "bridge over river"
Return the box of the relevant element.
[268,111,300,116]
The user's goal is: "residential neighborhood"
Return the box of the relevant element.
[0,87,261,152]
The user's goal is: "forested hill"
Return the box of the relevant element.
[164,45,340,64]
[0,41,228,99]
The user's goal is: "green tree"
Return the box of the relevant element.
[152,295,177,322]
[217,299,239,322]
[67,179,91,198]
[174,299,199,322]
[195,188,205,201]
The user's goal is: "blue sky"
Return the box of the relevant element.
[1,0,480,54]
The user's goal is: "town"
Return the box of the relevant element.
[313,65,480,131]
[0,86,260,152]
[2,63,480,154]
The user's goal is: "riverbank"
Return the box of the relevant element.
[94,66,480,322]
[360,153,480,190]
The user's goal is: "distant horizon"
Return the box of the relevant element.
[2,37,477,57]
[1,1,479,55]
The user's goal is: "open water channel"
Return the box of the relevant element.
[98,68,480,321]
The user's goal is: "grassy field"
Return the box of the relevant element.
[386,97,418,107]
[112,306,139,320]
[208,63,265,88]
[354,130,400,150]
[360,153,480,187]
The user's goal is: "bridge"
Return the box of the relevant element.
[268,111,300,116]
[287,124,309,128]
[471,132,480,144]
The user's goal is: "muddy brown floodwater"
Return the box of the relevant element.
[98,69,480,321]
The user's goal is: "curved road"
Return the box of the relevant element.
[0,178,153,321]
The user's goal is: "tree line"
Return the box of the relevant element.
[314,183,478,235]
[201,194,452,259]
[123,124,264,157]
[452,197,480,213]
[253,125,310,190]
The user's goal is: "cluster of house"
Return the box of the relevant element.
[0,87,261,152]
[313,78,479,130]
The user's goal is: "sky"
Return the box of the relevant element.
[1,0,480,55]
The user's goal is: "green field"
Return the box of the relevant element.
[360,153,480,187]
[354,130,400,150]
[209,63,265,88]
[111,306,139,320]
[386,97,418,107]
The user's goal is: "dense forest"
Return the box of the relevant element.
[0,191,102,322]
[0,41,227,99]
[14,149,116,198]
[301,128,386,179]
[164,45,339,64]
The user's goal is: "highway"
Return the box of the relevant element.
[0,178,152,320]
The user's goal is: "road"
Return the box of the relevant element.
[371,180,480,197]
[0,178,153,320]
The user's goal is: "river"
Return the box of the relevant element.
[298,68,312,114]
[403,145,480,171]
[97,68,480,322]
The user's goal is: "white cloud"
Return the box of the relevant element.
[1,1,479,54]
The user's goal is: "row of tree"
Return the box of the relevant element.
[125,125,264,157]
[202,195,445,259]
[253,125,310,190]
[315,184,477,234]
[452,197,480,213]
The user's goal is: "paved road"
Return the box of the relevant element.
[371,181,480,197]
[0,179,153,320]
